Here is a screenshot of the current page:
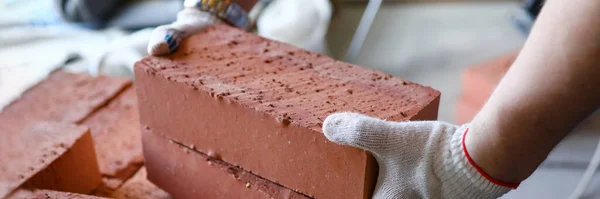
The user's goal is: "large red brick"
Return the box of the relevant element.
[135,25,440,199]
[142,129,310,199]
[0,122,101,198]
[81,88,144,194]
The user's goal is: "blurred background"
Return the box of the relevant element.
[0,0,532,123]
[1,0,599,198]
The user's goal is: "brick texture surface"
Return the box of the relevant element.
[136,25,440,199]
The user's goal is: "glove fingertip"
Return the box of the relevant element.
[322,112,368,145]
[322,113,346,142]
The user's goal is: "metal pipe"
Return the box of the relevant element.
[344,0,382,62]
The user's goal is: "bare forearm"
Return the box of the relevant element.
[468,0,600,183]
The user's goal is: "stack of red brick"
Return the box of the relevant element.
[457,51,519,124]
[0,71,169,199]
[1,25,442,199]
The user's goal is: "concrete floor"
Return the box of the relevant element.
[326,1,600,198]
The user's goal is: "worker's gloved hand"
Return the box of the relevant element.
[147,8,222,56]
[322,112,517,199]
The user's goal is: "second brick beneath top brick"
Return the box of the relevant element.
[135,25,441,199]
[143,129,308,199]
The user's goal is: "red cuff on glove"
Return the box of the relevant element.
[462,128,520,189]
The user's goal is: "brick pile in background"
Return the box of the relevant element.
[0,70,168,198]
[457,51,519,124]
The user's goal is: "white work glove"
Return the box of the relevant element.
[147,8,222,56]
[322,112,517,199]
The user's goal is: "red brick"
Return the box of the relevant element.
[81,88,143,194]
[142,129,310,199]
[0,70,138,196]
[111,167,170,199]
[135,25,440,199]
[0,70,131,124]
[0,122,101,198]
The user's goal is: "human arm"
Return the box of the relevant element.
[468,0,600,184]
[322,0,600,198]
